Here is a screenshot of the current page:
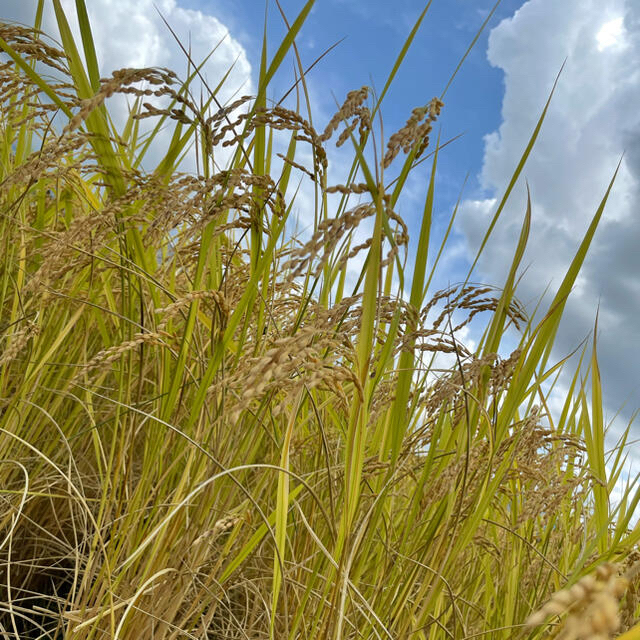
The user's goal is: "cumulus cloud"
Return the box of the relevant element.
[5,0,251,90]
[457,0,640,429]
[2,0,253,171]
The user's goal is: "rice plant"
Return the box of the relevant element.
[1,1,639,638]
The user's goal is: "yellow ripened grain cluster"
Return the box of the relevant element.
[319,86,370,144]
[383,96,444,168]
[527,563,629,639]
[0,320,40,366]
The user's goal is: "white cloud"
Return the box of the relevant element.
[2,0,253,172]
[596,16,627,51]
[6,0,251,90]
[457,0,640,431]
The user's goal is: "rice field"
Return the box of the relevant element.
[1,1,640,638]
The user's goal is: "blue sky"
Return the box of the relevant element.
[177,0,526,205]
[3,0,640,441]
